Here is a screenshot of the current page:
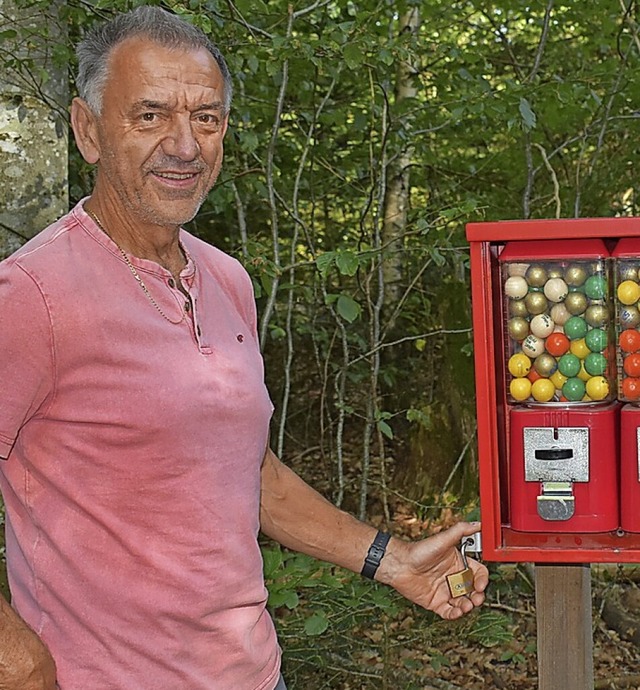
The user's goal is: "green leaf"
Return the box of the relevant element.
[315,252,335,278]
[335,251,359,276]
[304,612,329,636]
[519,97,537,130]
[377,419,393,440]
[262,548,282,577]
[336,295,361,323]
[343,43,363,70]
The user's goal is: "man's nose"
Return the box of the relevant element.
[163,116,199,161]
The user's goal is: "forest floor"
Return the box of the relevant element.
[276,452,640,690]
[274,496,640,689]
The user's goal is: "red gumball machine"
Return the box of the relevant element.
[613,239,640,533]
[466,218,640,562]
[501,240,618,535]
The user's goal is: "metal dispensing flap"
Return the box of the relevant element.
[523,427,590,482]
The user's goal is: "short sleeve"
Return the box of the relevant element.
[0,260,55,459]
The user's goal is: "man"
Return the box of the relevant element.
[0,6,487,690]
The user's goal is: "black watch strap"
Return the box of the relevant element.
[360,530,391,579]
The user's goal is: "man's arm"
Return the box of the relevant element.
[260,448,488,620]
[0,594,56,690]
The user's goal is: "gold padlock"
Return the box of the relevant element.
[446,538,475,598]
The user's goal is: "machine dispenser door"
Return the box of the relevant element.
[523,427,589,522]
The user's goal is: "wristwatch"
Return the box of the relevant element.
[360,530,391,579]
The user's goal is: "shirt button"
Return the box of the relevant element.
[168,278,175,288]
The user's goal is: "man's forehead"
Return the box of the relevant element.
[107,36,222,86]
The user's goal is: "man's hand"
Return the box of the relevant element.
[0,598,57,690]
[376,521,489,621]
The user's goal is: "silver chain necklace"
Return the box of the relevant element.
[86,208,186,325]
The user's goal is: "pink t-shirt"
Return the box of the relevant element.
[0,201,280,690]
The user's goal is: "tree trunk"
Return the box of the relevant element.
[381,6,419,315]
[0,0,68,258]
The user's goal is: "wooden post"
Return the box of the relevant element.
[535,564,594,690]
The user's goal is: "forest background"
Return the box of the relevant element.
[2,0,640,688]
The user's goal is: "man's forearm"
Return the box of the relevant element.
[0,593,57,690]
[259,447,489,622]
[259,447,382,575]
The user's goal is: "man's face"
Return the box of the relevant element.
[90,37,229,229]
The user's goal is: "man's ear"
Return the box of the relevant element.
[70,97,101,165]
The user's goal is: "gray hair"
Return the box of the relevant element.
[75,6,232,115]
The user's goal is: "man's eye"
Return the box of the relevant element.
[141,112,157,122]
[197,114,220,127]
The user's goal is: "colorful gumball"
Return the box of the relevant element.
[570,338,590,359]
[564,292,588,316]
[564,265,587,287]
[509,300,529,318]
[624,353,640,377]
[544,278,568,303]
[546,332,570,357]
[558,353,581,377]
[526,265,547,288]
[577,361,591,382]
[584,352,607,376]
[550,370,568,390]
[564,316,588,340]
[504,276,528,300]
[622,377,640,400]
[550,303,571,326]
[619,306,640,329]
[508,317,529,341]
[562,377,586,402]
[530,313,554,338]
[534,353,557,377]
[524,292,548,315]
[531,378,555,402]
[617,280,640,306]
[584,274,607,300]
[584,304,609,328]
[619,329,640,353]
[510,377,532,401]
[528,368,543,382]
[508,353,532,377]
[584,328,608,353]
[522,334,545,358]
[585,375,609,401]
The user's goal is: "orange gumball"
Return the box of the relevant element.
[545,332,570,357]
[528,369,542,383]
[619,329,640,354]
[622,377,640,400]
[624,354,640,378]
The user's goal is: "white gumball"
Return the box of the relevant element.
[504,276,528,300]
[530,313,555,338]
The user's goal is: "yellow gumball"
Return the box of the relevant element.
[508,353,532,377]
[577,362,591,382]
[550,370,568,390]
[617,280,640,306]
[585,376,609,401]
[570,338,590,359]
[531,378,555,402]
[510,377,532,401]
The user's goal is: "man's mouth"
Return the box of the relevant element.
[155,171,199,180]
